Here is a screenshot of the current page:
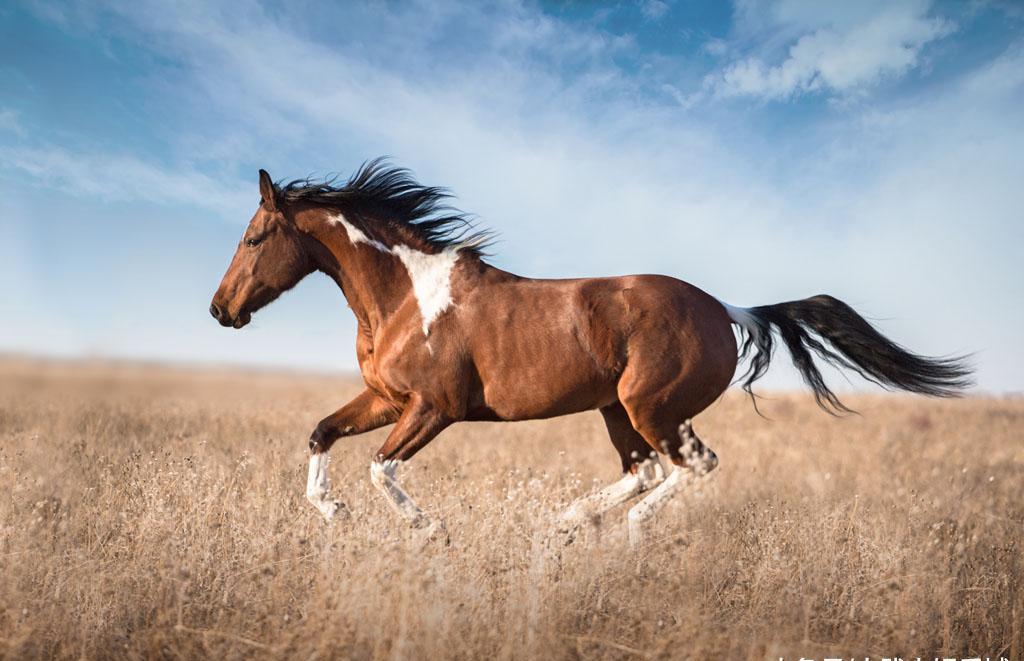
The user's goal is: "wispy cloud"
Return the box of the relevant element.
[701,0,955,100]
[0,143,250,218]
[50,0,755,269]
[0,108,25,136]
[639,0,670,21]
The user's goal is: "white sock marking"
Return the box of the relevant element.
[306,452,328,500]
[369,459,426,525]
[306,452,344,520]
[627,431,718,546]
[329,213,459,337]
[558,457,664,531]
[627,465,689,522]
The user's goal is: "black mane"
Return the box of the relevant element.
[276,158,494,255]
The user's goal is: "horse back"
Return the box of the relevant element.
[454,271,734,421]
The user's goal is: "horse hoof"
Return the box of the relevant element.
[414,519,450,547]
[555,506,593,540]
[322,500,349,522]
[552,519,581,546]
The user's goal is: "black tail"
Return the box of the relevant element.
[729,295,973,414]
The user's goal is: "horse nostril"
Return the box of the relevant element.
[210,303,223,321]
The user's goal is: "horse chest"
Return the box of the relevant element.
[358,325,447,402]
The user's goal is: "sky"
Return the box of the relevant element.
[0,0,1021,393]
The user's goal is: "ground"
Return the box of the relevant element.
[0,358,1021,660]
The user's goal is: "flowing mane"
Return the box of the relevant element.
[275,158,494,256]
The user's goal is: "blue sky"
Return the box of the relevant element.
[1,0,1021,392]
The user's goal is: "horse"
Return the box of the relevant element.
[209,159,971,544]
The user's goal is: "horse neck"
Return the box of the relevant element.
[295,207,412,333]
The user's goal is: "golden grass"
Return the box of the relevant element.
[1,358,1021,660]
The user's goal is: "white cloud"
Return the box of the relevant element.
[705,1,955,100]
[0,144,251,218]
[702,37,729,56]
[640,0,670,21]
[0,108,24,136]
[50,0,746,270]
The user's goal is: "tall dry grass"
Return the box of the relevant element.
[0,358,1021,660]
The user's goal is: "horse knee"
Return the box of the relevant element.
[310,418,355,452]
[309,422,333,452]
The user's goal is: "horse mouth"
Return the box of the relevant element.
[232,311,252,329]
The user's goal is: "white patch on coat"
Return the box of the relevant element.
[327,213,459,337]
[391,245,459,336]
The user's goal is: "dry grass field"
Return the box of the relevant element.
[0,358,1021,660]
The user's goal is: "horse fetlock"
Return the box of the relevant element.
[305,471,347,521]
[305,485,326,504]
[626,501,654,525]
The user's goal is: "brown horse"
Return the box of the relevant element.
[210,160,971,544]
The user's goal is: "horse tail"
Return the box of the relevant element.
[719,295,973,414]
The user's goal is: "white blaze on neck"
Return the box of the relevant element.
[329,213,389,252]
[328,212,459,337]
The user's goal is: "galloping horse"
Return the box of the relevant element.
[210,160,970,544]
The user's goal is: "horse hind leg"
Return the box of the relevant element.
[626,419,718,547]
[556,403,667,541]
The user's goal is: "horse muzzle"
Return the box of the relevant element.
[209,302,251,329]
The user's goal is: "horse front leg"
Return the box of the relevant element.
[306,389,400,521]
[369,395,452,536]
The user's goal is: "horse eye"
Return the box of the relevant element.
[246,237,262,247]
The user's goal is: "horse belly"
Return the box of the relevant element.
[476,356,616,421]
[467,291,620,420]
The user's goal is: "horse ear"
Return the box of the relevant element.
[258,169,278,211]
